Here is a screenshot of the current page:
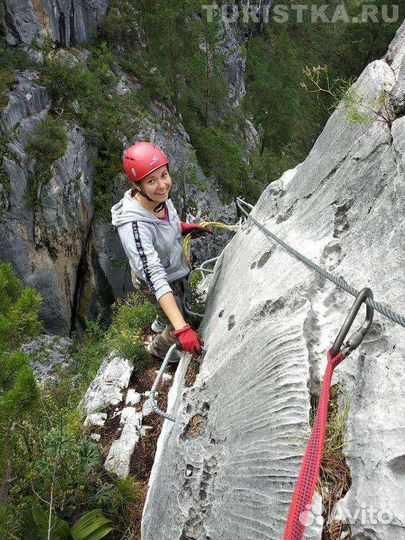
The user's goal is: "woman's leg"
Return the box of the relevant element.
[132,272,184,359]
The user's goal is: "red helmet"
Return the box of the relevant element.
[123,142,169,183]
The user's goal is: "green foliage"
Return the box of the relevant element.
[245,0,404,186]
[0,261,43,353]
[41,45,146,217]
[189,270,203,293]
[115,477,144,508]
[25,502,112,540]
[96,0,251,202]
[190,126,253,199]
[25,116,67,206]
[338,0,404,77]
[302,65,395,127]
[74,291,156,386]
[107,293,155,371]
[0,261,42,536]
[0,131,11,202]
[0,39,31,107]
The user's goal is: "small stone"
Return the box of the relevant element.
[84,413,107,427]
[126,389,141,405]
[90,433,101,442]
[140,425,153,436]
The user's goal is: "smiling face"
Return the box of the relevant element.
[137,165,172,202]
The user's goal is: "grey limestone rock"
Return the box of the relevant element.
[1,71,48,133]
[142,21,405,540]
[104,408,143,478]
[84,413,107,428]
[80,352,133,417]
[2,0,111,48]
[1,72,95,334]
[22,334,75,386]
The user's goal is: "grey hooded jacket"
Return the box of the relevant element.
[111,189,189,301]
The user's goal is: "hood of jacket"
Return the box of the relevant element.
[111,189,175,227]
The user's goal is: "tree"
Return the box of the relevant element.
[0,262,42,506]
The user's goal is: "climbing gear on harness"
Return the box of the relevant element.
[150,344,180,422]
[173,324,202,355]
[181,222,213,238]
[123,142,169,183]
[283,288,374,540]
[236,198,405,329]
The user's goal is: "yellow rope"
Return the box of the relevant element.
[182,221,240,268]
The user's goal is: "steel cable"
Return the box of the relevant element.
[236,198,405,329]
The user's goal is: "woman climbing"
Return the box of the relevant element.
[111,141,209,360]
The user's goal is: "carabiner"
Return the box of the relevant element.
[331,288,374,357]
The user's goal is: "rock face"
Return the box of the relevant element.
[22,334,76,385]
[2,0,111,48]
[0,71,95,334]
[80,352,134,416]
[142,21,405,540]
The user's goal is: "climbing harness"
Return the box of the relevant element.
[236,198,405,329]
[283,288,374,540]
[149,344,179,422]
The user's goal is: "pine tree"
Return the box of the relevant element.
[0,261,42,505]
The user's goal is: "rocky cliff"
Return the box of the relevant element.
[0,2,246,335]
[1,0,111,48]
[142,21,405,540]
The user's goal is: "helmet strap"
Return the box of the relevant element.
[137,185,154,202]
[134,185,167,213]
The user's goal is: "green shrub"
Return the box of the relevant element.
[190,127,250,199]
[109,292,156,333]
[107,292,155,371]
[25,116,67,205]
[0,261,43,353]
[41,49,146,217]
[0,261,42,537]
[0,40,31,107]
[23,503,112,540]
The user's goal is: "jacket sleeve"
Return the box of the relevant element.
[122,221,172,301]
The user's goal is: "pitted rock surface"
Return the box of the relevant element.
[142,22,405,540]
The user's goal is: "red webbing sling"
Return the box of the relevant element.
[283,348,344,540]
[284,287,374,540]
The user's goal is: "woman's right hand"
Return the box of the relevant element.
[173,324,202,355]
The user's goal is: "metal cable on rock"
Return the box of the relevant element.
[236,198,405,329]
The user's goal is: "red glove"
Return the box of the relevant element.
[173,324,202,355]
[181,222,212,238]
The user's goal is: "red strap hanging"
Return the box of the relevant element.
[283,349,343,540]
[283,287,374,540]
